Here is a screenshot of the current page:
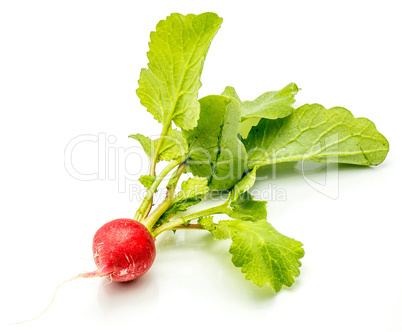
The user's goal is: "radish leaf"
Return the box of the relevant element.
[184,95,247,191]
[158,176,210,224]
[174,176,209,203]
[139,175,156,188]
[205,218,304,292]
[230,167,257,201]
[137,13,222,131]
[245,103,389,168]
[130,129,187,162]
[223,83,299,121]
[227,192,267,221]
[198,216,231,240]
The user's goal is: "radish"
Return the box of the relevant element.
[13,218,156,324]
[14,12,391,326]
[86,218,156,282]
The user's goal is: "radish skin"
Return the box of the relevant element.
[89,218,156,282]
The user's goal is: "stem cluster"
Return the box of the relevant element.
[134,130,229,238]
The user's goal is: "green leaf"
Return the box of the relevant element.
[158,199,201,225]
[158,130,188,161]
[139,175,156,188]
[184,95,247,191]
[198,216,231,240]
[130,129,188,162]
[221,86,241,104]
[245,103,389,167]
[223,83,299,120]
[209,219,304,292]
[227,192,267,221]
[137,13,223,131]
[129,133,153,160]
[230,167,257,201]
[159,176,210,224]
[223,83,298,139]
[174,176,209,203]
[198,216,214,231]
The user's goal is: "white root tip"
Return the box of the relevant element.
[9,271,107,325]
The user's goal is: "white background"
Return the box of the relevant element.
[1,1,401,331]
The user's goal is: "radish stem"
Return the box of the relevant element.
[151,199,230,237]
[142,162,186,231]
[135,157,185,221]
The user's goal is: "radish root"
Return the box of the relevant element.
[10,271,108,325]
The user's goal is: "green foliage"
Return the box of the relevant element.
[159,199,200,224]
[137,13,222,131]
[184,95,247,191]
[174,176,209,202]
[227,192,267,221]
[198,216,231,240]
[132,12,390,295]
[245,103,389,168]
[130,129,187,163]
[223,83,299,139]
[223,83,299,120]
[206,219,304,292]
[230,167,257,201]
[197,216,214,231]
[139,175,156,188]
[129,133,153,159]
[159,177,210,224]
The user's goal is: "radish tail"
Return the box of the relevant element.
[10,270,109,325]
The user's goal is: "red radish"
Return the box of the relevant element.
[87,218,156,282]
[14,218,156,324]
